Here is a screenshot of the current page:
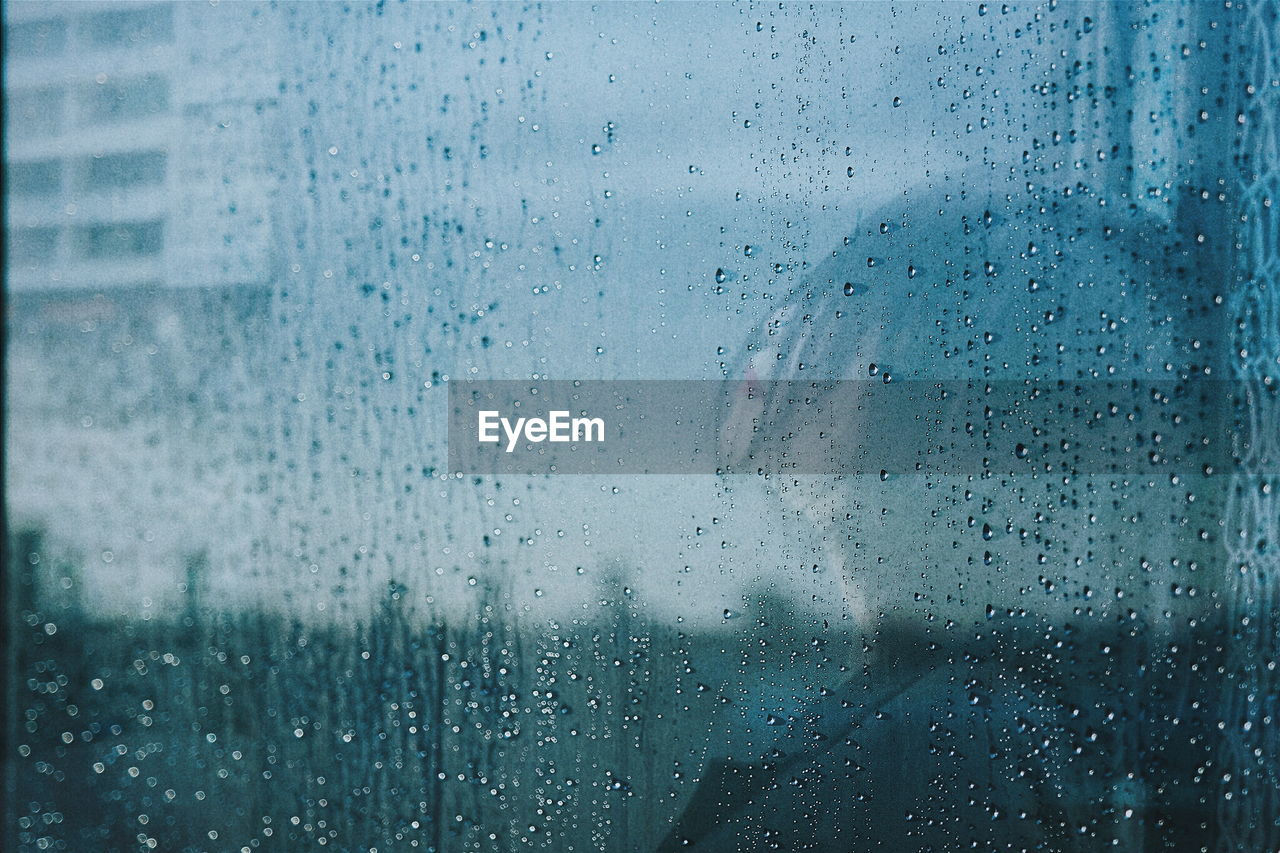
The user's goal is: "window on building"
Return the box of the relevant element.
[7,225,60,265]
[74,220,163,259]
[79,74,169,124]
[7,159,63,197]
[6,86,64,139]
[80,5,174,50]
[81,150,167,192]
[5,18,68,59]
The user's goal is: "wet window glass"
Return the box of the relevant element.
[5,2,1278,852]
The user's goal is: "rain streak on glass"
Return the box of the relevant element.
[3,3,1274,852]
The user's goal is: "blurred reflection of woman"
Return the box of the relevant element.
[664,3,1237,848]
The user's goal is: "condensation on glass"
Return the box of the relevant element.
[4,2,1276,852]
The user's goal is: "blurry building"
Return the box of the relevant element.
[5,2,284,614]
[5,1,279,296]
